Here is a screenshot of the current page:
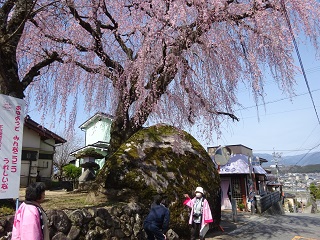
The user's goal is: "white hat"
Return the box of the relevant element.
[195,187,204,194]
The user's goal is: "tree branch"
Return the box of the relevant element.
[222,0,280,23]
[216,111,239,122]
[66,1,124,75]
[44,34,90,52]
[0,0,36,47]
[0,0,15,29]
[66,0,95,36]
[101,0,134,60]
[132,57,178,126]
[7,0,35,34]
[21,50,62,90]
[101,0,117,29]
[114,33,134,61]
[74,61,116,81]
[29,0,60,19]
[0,0,16,23]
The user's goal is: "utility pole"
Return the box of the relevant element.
[272,151,282,183]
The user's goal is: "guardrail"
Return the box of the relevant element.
[255,191,281,214]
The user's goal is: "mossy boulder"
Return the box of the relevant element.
[95,124,220,238]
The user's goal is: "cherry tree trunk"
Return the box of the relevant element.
[0,46,24,99]
[109,115,142,155]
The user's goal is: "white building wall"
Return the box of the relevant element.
[23,128,40,148]
[40,138,56,151]
[39,139,56,180]
[85,118,112,145]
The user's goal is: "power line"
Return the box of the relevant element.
[236,65,320,94]
[240,105,320,119]
[281,0,320,125]
[293,124,319,155]
[235,89,320,111]
[286,142,320,171]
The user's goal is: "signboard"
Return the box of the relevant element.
[0,94,25,199]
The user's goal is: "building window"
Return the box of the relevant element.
[39,153,54,160]
[231,177,242,203]
[22,150,38,161]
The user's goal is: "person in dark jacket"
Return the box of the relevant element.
[144,195,170,240]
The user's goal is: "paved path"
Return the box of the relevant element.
[205,210,320,240]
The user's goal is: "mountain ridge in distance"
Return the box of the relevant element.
[253,152,320,166]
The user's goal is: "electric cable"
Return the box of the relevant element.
[281,0,320,125]
[286,142,320,171]
[236,89,320,111]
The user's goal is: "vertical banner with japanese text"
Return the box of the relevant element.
[0,94,25,199]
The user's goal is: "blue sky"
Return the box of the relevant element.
[205,44,320,157]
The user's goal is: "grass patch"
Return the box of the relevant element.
[0,206,15,216]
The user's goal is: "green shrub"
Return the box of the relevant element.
[63,164,82,181]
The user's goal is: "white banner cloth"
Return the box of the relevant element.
[0,94,25,199]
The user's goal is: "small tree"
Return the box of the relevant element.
[62,164,82,189]
[309,183,319,213]
[310,183,320,199]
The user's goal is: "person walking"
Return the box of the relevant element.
[144,195,170,240]
[183,186,213,240]
[12,182,49,240]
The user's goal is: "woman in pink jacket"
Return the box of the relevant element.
[183,186,213,240]
[12,182,49,240]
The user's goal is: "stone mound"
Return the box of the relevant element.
[96,124,220,237]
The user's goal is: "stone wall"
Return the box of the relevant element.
[0,202,179,240]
